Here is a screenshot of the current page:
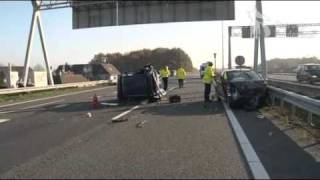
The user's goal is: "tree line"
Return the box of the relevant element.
[263,57,320,73]
[89,47,194,72]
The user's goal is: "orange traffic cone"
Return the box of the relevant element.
[92,94,99,109]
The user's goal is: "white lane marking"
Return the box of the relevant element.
[0,100,65,114]
[0,86,114,109]
[111,105,139,120]
[21,99,65,110]
[222,102,270,180]
[0,119,10,123]
[53,104,69,109]
[0,110,15,114]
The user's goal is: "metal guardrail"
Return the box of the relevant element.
[268,86,320,127]
[269,73,295,76]
[0,80,112,95]
[267,79,320,98]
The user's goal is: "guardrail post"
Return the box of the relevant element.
[280,99,284,115]
[308,112,313,126]
[290,104,296,122]
[271,95,275,106]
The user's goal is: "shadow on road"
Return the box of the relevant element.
[140,101,224,117]
[234,109,320,179]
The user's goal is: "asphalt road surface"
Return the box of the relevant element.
[0,78,250,179]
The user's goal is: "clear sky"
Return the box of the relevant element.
[1,1,320,70]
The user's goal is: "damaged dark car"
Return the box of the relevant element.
[215,68,267,109]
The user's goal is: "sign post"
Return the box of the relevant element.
[214,53,217,71]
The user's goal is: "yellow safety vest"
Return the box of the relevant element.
[203,66,215,84]
[176,67,186,80]
[160,68,171,78]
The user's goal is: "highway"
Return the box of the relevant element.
[0,77,319,178]
[268,73,320,85]
[267,74,320,98]
[268,73,297,82]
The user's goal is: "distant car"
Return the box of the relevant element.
[215,68,267,109]
[171,70,176,77]
[296,64,320,84]
[199,62,208,79]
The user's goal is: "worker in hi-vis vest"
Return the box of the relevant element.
[160,66,171,91]
[202,62,215,102]
[176,66,186,88]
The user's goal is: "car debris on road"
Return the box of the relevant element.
[169,94,181,103]
[136,120,147,128]
[101,102,119,106]
[111,118,128,123]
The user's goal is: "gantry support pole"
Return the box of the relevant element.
[228,26,232,69]
[23,0,54,87]
[256,0,267,79]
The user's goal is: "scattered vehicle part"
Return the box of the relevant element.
[101,102,118,106]
[111,118,128,123]
[136,120,147,128]
[257,114,265,119]
[169,94,181,103]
